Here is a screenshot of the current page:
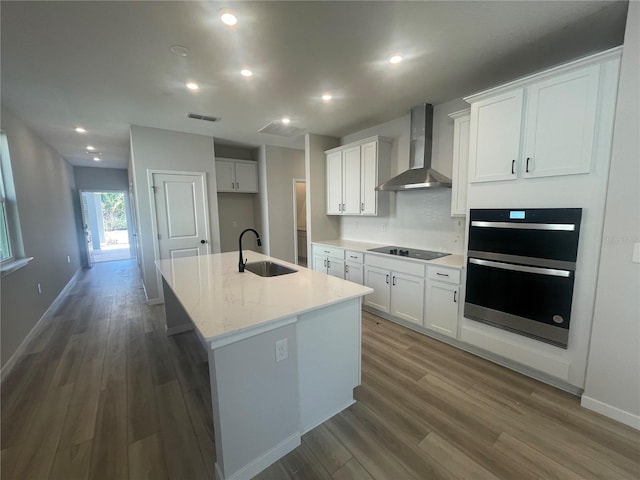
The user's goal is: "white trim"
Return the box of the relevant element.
[166,323,193,336]
[214,432,301,480]
[1,267,81,382]
[208,316,298,350]
[147,169,211,304]
[301,399,355,435]
[581,396,640,430]
[0,256,33,277]
[146,298,163,306]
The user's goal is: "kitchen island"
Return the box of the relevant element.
[156,251,372,480]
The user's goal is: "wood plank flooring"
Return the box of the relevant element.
[1,259,638,479]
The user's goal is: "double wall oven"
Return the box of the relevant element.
[465,208,582,348]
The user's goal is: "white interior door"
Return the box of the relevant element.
[152,172,210,260]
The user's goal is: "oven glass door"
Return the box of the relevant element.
[465,258,575,346]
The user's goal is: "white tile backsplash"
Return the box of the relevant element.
[340,189,466,254]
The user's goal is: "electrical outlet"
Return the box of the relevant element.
[67,255,71,263]
[633,242,640,264]
[275,338,288,362]
[37,283,42,294]
[381,223,387,232]
[232,221,237,228]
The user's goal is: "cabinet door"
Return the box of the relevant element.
[313,254,327,273]
[360,141,378,215]
[326,151,343,215]
[327,257,345,279]
[425,281,459,338]
[390,272,424,325]
[522,65,600,179]
[451,113,470,216]
[469,89,523,183]
[234,161,259,193]
[216,160,236,192]
[342,146,361,215]
[363,265,390,313]
[345,261,364,285]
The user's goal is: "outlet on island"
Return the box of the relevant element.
[275,338,288,362]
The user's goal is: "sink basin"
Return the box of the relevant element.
[245,261,297,277]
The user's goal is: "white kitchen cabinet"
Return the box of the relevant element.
[449,108,471,216]
[312,245,345,279]
[466,57,605,184]
[344,250,364,285]
[364,255,425,326]
[325,136,391,216]
[216,158,258,193]
[425,265,461,338]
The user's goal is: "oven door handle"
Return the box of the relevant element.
[469,258,571,278]
[470,221,575,231]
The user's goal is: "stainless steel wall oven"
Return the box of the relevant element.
[465,208,582,348]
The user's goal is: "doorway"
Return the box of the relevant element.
[80,191,133,264]
[292,179,307,267]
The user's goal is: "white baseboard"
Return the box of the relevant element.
[215,432,301,480]
[581,395,640,430]
[147,298,163,306]
[1,267,82,382]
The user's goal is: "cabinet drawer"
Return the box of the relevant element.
[313,245,344,260]
[345,250,364,263]
[427,265,460,284]
[366,254,425,277]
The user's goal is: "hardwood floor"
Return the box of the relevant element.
[1,259,638,479]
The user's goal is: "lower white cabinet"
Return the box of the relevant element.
[312,245,345,279]
[425,266,461,338]
[364,258,425,326]
[344,250,364,285]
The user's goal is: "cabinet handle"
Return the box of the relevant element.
[350,255,358,259]
[345,265,349,273]
[342,203,346,212]
[361,202,364,212]
[453,291,457,303]
[392,276,396,286]
[436,272,449,277]
[338,203,342,212]
[324,259,327,268]
[386,274,389,284]
[327,260,331,268]
[231,181,235,189]
[511,159,515,175]
[525,157,531,173]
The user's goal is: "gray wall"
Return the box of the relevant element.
[0,106,81,367]
[583,1,640,428]
[218,193,260,253]
[258,145,305,263]
[129,125,221,302]
[74,166,128,191]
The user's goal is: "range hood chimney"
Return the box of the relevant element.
[376,103,452,191]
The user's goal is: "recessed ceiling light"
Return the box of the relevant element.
[170,45,190,57]
[86,145,96,151]
[220,9,238,26]
[186,82,200,91]
[93,156,101,162]
[321,94,332,103]
[75,127,86,133]
[240,69,253,77]
[389,55,403,64]
[281,117,291,125]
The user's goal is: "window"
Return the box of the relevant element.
[0,163,11,262]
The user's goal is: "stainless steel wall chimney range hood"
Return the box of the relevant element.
[376,103,452,191]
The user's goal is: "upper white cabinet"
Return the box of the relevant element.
[466,52,611,184]
[325,136,391,216]
[216,158,258,193]
[449,109,471,216]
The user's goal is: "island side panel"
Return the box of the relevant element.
[209,322,301,480]
[297,297,362,434]
[162,278,194,335]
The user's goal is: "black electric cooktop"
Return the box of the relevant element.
[367,246,450,261]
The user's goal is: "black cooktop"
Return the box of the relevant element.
[367,246,450,261]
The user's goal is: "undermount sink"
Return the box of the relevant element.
[244,260,297,277]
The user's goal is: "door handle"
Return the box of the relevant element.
[200,239,207,244]
[386,274,389,284]
[453,290,457,303]
[511,159,516,175]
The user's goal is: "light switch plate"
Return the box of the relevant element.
[632,242,640,264]
[275,338,288,362]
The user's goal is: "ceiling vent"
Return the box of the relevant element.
[187,112,221,123]
[258,122,306,137]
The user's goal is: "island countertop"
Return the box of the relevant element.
[156,251,373,346]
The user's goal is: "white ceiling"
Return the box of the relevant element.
[1,1,628,169]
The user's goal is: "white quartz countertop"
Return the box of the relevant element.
[313,239,465,269]
[156,251,372,345]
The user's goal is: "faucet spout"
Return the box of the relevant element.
[238,228,262,272]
